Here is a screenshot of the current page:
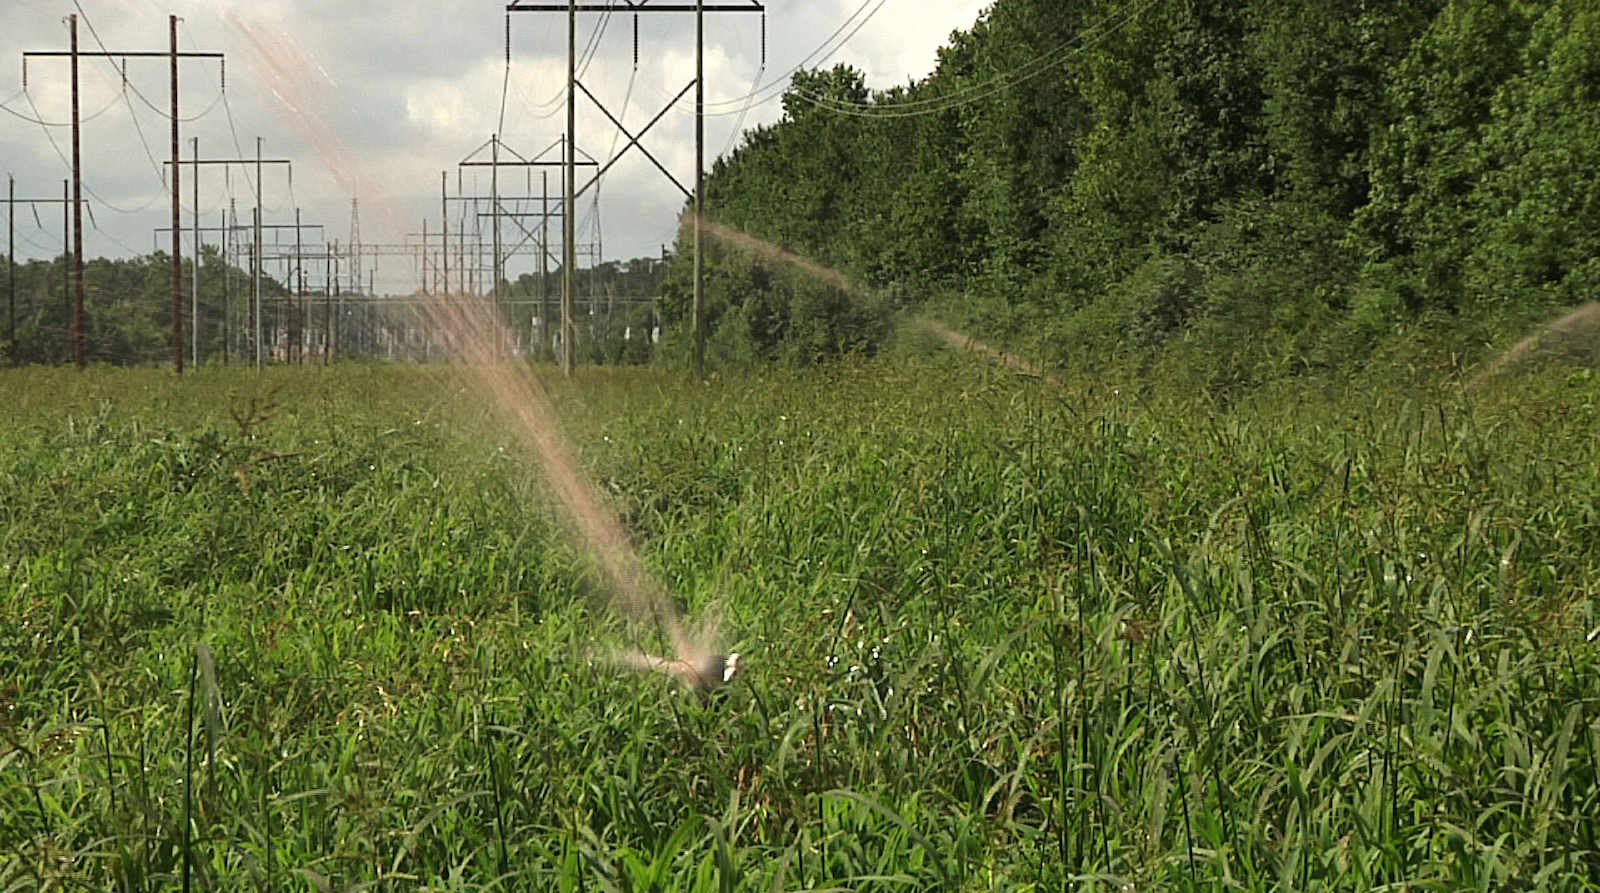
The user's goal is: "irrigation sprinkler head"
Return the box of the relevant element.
[691,651,743,694]
[604,648,745,701]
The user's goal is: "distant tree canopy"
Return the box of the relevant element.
[0,249,667,367]
[660,0,1600,381]
[0,247,283,366]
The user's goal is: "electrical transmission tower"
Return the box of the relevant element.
[162,142,291,370]
[162,144,293,369]
[348,198,363,296]
[507,0,765,377]
[458,135,595,359]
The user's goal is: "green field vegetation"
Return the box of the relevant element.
[3,355,1598,890]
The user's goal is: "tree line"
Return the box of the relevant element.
[658,0,1600,383]
[0,248,668,366]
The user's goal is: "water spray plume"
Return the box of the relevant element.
[905,316,1061,383]
[698,216,1059,382]
[1469,303,1600,389]
[227,15,737,696]
[697,217,866,295]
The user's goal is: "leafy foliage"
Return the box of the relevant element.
[676,0,1600,383]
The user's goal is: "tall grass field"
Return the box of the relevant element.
[2,357,1598,890]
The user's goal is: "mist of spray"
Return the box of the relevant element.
[700,219,1058,381]
[1469,303,1600,389]
[227,17,705,672]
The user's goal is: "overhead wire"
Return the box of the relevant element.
[8,224,65,257]
[592,12,640,221]
[636,0,889,116]
[0,82,126,126]
[113,60,175,193]
[123,77,225,123]
[718,12,766,157]
[512,2,616,119]
[22,88,166,214]
[701,0,885,109]
[498,13,512,138]
[786,0,1161,119]
[218,64,261,203]
[84,198,148,255]
[72,1,170,193]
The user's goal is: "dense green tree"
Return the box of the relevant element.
[1351,0,1542,312]
[662,0,1599,378]
[1463,1,1600,315]
[1,246,274,366]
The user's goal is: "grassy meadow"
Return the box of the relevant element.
[2,353,1599,890]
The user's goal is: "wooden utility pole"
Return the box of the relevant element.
[25,17,223,370]
[69,16,84,368]
[507,0,762,378]
[168,15,182,372]
[190,136,199,367]
[565,2,576,375]
[155,217,321,364]
[693,0,705,380]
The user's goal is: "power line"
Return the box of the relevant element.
[638,0,884,116]
[22,88,167,214]
[509,3,617,118]
[787,0,1160,119]
[74,1,168,193]
[0,82,126,126]
[218,69,260,203]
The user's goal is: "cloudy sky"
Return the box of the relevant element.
[1,0,990,294]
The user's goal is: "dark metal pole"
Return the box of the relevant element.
[332,240,340,363]
[294,206,303,363]
[221,205,229,365]
[563,0,576,376]
[323,242,332,365]
[61,179,68,362]
[492,133,502,358]
[192,136,200,366]
[254,137,262,370]
[441,170,450,295]
[541,168,550,360]
[70,15,85,369]
[170,15,183,374]
[7,175,14,365]
[456,169,464,299]
[692,0,705,380]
